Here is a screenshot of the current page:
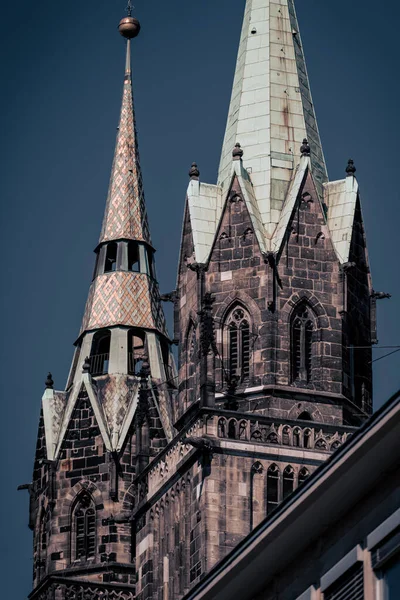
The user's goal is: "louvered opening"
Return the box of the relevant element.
[305,321,313,381]
[76,510,86,558]
[241,321,250,379]
[86,509,96,557]
[74,494,96,560]
[292,319,301,380]
[229,324,238,376]
[324,564,364,600]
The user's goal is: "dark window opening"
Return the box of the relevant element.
[147,249,155,279]
[293,429,301,447]
[291,304,315,383]
[298,467,309,486]
[128,330,145,375]
[226,306,251,382]
[92,252,100,280]
[283,466,294,500]
[228,420,236,439]
[90,330,111,376]
[298,411,313,421]
[104,242,118,273]
[74,493,96,561]
[128,242,140,272]
[266,464,279,515]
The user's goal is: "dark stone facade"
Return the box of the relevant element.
[28,167,373,600]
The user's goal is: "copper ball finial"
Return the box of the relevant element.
[118,16,141,39]
[233,142,244,160]
[189,163,200,180]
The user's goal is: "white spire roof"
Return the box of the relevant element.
[218,0,327,237]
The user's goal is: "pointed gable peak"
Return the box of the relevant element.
[218,0,328,236]
[100,38,151,245]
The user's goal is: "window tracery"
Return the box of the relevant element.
[73,493,96,561]
[291,303,315,383]
[225,305,251,382]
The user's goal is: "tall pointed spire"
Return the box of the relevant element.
[100,24,151,245]
[77,15,169,340]
[218,0,327,236]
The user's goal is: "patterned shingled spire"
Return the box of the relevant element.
[99,39,151,245]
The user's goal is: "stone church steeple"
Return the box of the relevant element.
[27,13,176,600]
[24,3,378,600]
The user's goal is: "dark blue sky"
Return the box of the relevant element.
[1,0,399,595]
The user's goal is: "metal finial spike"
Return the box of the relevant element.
[126,0,133,17]
[232,142,244,160]
[346,159,356,177]
[300,138,310,157]
[45,372,54,389]
[189,162,200,180]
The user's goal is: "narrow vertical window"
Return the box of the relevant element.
[298,467,309,486]
[128,242,140,272]
[73,493,96,561]
[128,329,145,375]
[90,329,111,376]
[282,466,294,500]
[225,306,251,382]
[291,304,315,382]
[266,464,279,514]
[104,242,118,273]
[282,427,290,445]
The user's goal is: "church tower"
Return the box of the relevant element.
[27,11,176,600]
[133,0,375,597]
[24,2,379,600]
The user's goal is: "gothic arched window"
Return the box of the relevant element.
[283,466,294,500]
[225,306,251,382]
[73,493,96,561]
[291,304,315,383]
[298,467,309,486]
[90,329,111,376]
[266,464,279,515]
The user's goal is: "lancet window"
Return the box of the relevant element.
[291,303,315,383]
[89,329,111,376]
[73,493,96,561]
[225,305,251,382]
[283,466,294,500]
[266,464,279,515]
[128,329,146,375]
[298,467,309,486]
